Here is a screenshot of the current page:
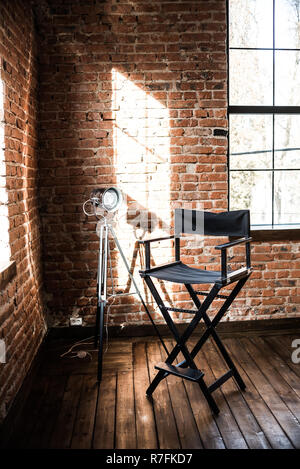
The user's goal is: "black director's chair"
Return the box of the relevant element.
[139,209,252,415]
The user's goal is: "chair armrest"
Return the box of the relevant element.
[138,235,180,270]
[214,237,252,250]
[138,234,175,244]
[215,237,252,281]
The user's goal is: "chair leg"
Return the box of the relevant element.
[143,275,250,414]
[186,282,247,392]
[198,377,220,415]
[210,329,246,391]
[143,276,223,413]
[146,370,167,397]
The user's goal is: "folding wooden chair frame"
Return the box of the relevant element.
[139,209,252,415]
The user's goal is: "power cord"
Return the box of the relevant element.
[60,336,96,360]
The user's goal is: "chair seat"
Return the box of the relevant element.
[148,262,222,284]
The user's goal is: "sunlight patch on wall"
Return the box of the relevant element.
[111,69,171,296]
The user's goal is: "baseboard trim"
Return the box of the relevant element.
[48,317,300,341]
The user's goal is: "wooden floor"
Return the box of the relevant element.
[2,331,300,449]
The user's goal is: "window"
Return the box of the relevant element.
[228,0,300,229]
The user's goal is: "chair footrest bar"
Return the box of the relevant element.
[155,362,204,382]
[176,359,188,368]
[166,307,198,314]
[208,370,234,393]
[195,290,229,300]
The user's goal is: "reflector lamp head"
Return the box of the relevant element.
[102,187,123,212]
[90,187,123,213]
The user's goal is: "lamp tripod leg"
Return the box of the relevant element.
[97,301,105,382]
[94,298,100,348]
[96,223,107,381]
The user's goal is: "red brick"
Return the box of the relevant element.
[0,0,47,425]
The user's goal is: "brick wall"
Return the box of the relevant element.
[0,0,47,423]
[36,0,300,327]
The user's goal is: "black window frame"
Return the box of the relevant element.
[227,0,300,240]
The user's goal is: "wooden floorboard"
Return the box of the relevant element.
[146,341,181,449]
[265,335,300,379]
[241,337,300,423]
[133,342,157,449]
[253,337,300,401]
[93,374,117,449]
[2,331,300,449]
[162,341,203,449]
[228,337,300,448]
[30,374,67,449]
[203,339,270,449]
[8,374,49,449]
[50,374,84,449]
[115,369,137,449]
[191,341,247,449]
[172,340,225,449]
[224,338,294,449]
[71,374,98,449]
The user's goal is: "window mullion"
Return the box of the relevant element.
[271,0,275,227]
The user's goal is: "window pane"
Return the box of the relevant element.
[275,0,300,49]
[275,51,300,105]
[230,171,272,225]
[229,0,273,48]
[229,50,273,105]
[230,115,273,169]
[274,115,300,169]
[274,170,300,224]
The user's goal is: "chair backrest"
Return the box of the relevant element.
[174,209,250,237]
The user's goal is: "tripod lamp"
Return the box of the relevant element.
[83,187,166,381]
